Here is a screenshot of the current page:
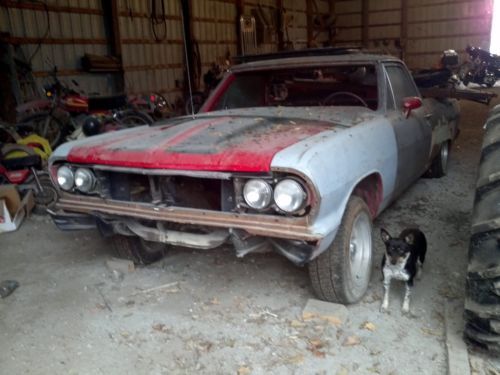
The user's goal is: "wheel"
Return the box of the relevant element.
[184,92,205,115]
[32,172,59,214]
[111,235,167,265]
[18,112,64,149]
[308,195,373,304]
[464,107,500,354]
[425,141,450,178]
[117,109,154,127]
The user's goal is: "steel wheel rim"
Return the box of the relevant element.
[441,143,449,172]
[348,211,372,295]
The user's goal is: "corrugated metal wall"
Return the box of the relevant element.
[118,0,184,101]
[0,0,117,97]
[406,0,492,68]
[0,0,494,104]
[334,0,493,69]
[112,0,333,99]
[1,0,334,104]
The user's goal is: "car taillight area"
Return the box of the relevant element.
[52,164,313,217]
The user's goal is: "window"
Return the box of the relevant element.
[385,65,419,108]
[214,75,266,110]
[385,76,395,110]
[212,64,379,110]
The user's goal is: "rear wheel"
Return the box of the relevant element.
[112,235,167,265]
[308,196,373,304]
[464,107,500,354]
[426,141,450,178]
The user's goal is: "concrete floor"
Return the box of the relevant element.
[1,97,500,375]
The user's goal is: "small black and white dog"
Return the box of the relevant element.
[380,228,427,314]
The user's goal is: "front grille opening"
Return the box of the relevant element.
[160,176,221,210]
[106,172,224,210]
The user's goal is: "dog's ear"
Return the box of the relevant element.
[404,233,415,245]
[380,228,391,243]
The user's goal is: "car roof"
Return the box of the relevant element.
[231,53,401,72]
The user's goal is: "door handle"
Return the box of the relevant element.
[424,113,432,119]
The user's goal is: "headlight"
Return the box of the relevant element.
[274,179,306,213]
[74,168,95,193]
[243,179,273,209]
[57,166,74,190]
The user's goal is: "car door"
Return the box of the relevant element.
[384,63,432,196]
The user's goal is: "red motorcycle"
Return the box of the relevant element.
[16,67,154,148]
[0,123,58,213]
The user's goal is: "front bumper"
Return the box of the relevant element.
[49,209,97,231]
[54,193,323,242]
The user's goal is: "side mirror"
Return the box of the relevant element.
[402,97,422,118]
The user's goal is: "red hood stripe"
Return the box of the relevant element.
[66,116,333,172]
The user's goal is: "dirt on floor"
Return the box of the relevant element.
[1,96,500,375]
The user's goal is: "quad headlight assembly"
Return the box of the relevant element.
[242,177,308,215]
[56,165,96,193]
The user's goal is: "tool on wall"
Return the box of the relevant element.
[240,16,257,55]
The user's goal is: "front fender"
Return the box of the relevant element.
[271,117,398,257]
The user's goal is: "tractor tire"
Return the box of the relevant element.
[464,105,500,354]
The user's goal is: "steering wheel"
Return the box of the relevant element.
[322,91,368,107]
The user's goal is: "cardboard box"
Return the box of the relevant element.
[0,185,34,233]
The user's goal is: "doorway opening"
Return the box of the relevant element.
[490,0,500,53]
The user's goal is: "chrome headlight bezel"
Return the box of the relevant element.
[273,179,307,213]
[56,165,74,191]
[74,168,96,193]
[243,179,273,210]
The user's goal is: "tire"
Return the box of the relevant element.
[308,196,373,304]
[111,235,167,265]
[32,172,59,215]
[184,92,205,115]
[425,141,450,178]
[464,108,500,354]
[18,111,63,149]
[117,109,154,127]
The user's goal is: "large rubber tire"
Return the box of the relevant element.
[464,105,500,354]
[425,141,450,178]
[111,235,167,265]
[308,196,373,304]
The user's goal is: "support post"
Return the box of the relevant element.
[277,0,284,51]
[362,0,369,48]
[306,0,313,48]
[400,0,408,60]
[328,0,335,46]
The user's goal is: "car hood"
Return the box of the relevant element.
[61,107,375,172]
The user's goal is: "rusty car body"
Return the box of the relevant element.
[49,51,460,303]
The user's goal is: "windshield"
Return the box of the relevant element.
[211,64,378,111]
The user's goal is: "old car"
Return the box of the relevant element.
[48,50,460,304]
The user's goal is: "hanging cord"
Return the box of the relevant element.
[150,0,167,42]
[180,4,195,119]
[8,0,51,63]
